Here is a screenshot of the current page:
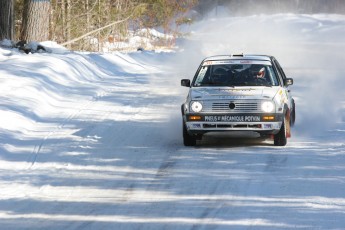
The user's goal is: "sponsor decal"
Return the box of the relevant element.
[218,95,245,99]
[192,124,201,128]
[203,60,235,66]
[202,60,272,66]
[277,89,285,104]
[203,61,212,66]
[263,124,272,129]
[204,115,260,122]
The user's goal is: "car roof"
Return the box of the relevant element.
[203,54,272,62]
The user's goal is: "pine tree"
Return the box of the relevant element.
[20,0,51,42]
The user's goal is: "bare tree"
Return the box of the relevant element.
[0,0,14,40]
[13,0,198,50]
[20,0,51,42]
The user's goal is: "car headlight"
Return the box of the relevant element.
[261,101,274,113]
[191,101,203,113]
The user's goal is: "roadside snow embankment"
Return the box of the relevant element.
[0,46,176,165]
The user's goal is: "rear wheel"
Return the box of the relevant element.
[274,116,287,146]
[183,122,196,146]
[290,99,296,127]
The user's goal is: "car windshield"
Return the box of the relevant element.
[193,63,279,87]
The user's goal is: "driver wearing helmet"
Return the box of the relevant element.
[256,67,266,79]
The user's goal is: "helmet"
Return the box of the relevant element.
[257,67,265,79]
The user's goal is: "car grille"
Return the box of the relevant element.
[203,100,260,113]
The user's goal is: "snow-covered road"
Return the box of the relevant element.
[1,14,345,229]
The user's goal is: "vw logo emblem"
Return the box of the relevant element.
[229,102,236,109]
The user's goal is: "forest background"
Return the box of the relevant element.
[1,0,345,52]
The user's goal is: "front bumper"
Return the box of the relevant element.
[184,113,283,135]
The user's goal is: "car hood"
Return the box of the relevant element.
[190,87,279,100]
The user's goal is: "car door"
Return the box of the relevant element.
[272,58,293,111]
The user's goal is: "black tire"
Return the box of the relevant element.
[290,99,296,127]
[183,122,196,146]
[274,116,287,146]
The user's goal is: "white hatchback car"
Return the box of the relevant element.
[181,54,295,146]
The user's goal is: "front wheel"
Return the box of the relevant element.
[183,122,196,146]
[274,116,287,146]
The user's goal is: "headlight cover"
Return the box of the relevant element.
[261,101,275,113]
[191,101,203,113]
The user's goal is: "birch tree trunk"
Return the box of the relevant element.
[0,0,14,40]
[20,0,51,42]
[61,0,65,40]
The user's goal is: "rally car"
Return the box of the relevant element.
[181,54,295,146]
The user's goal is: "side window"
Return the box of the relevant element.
[275,60,287,80]
[272,59,284,86]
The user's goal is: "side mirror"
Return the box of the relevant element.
[284,78,293,86]
[181,79,191,87]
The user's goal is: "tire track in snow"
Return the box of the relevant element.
[28,83,117,168]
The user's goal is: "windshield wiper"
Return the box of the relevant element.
[233,82,250,86]
[256,83,272,87]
